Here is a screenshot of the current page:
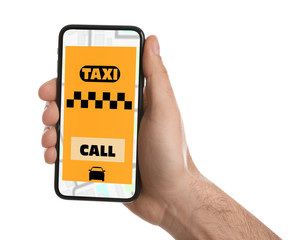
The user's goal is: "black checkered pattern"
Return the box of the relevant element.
[66,91,132,110]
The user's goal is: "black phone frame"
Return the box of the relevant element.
[55,24,144,202]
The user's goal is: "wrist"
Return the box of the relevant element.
[158,168,246,239]
[158,171,208,239]
[158,170,280,240]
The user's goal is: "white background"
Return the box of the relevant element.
[1,0,299,239]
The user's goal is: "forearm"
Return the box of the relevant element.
[159,173,281,240]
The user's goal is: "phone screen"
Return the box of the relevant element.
[56,26,143,201]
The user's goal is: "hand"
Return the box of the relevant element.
[39,36,281,240]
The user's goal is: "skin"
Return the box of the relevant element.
[39,36,281,239]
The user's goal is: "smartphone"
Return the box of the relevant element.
[55,25,144,202]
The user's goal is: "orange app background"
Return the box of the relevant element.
[63,46,137,184]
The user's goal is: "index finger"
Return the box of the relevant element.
[38,78,57,101]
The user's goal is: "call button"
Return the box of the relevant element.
[71,137,125,162]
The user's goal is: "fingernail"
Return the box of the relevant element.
[44,101,50,111]
[152,37,160,56]
[43,126,51,134]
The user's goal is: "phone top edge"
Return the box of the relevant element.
[59,24,145,43]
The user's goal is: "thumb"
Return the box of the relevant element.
[142,36,179,116]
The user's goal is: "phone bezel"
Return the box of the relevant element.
[55,24,144,202]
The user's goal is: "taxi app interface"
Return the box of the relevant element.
[59,29,140,198]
